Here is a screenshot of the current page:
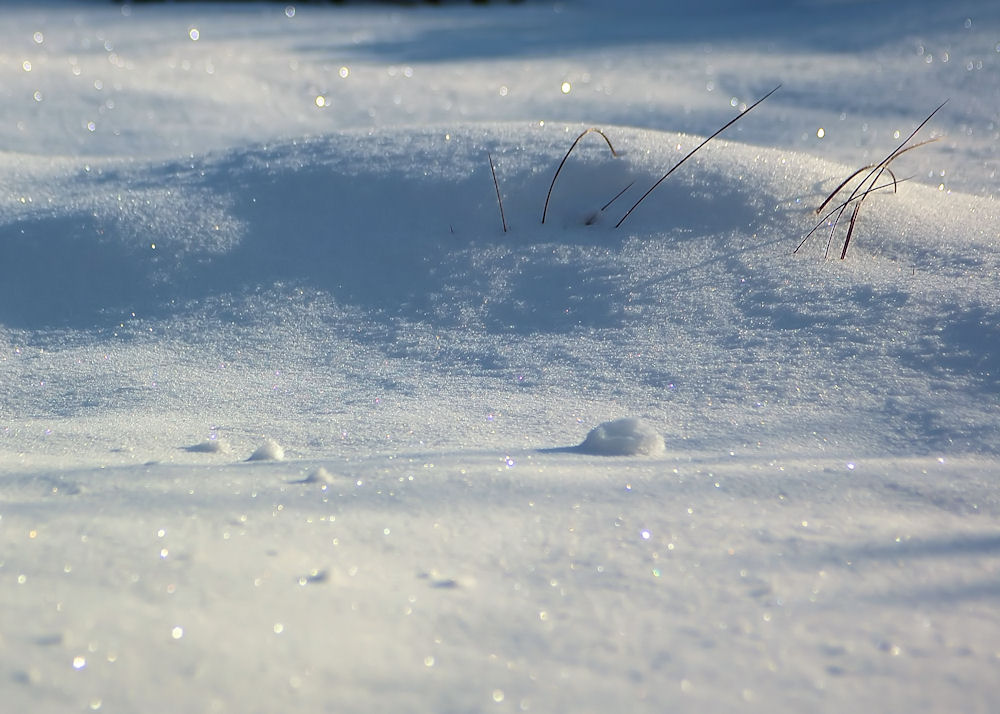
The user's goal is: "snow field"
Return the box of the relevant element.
[3,451,999,713]
[2,1,1000,713]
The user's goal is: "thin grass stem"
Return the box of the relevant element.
[814,138,938,216]
[816,165,898,216]
[840,200,863,260]
[794,177,912,254]
[615,84,781,228]
[824,101,946,257]
[600,181,635,212]
[488,152,507,233]
[541,128,618,224]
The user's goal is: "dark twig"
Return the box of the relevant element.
[541,128,618,224]
[615,84,781,228]
[488,152,507,233]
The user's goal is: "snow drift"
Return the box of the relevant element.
[3,122,997,457]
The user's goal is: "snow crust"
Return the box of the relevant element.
[2,1,1000,713]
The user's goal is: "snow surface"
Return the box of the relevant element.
[2,1,1000,712]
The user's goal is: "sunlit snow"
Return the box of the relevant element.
[1,1,999,713]
[578,417,665,456]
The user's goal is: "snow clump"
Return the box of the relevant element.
[185,439,232,455]
[295,467,337,485]
[578,418,665,456]
[247,439,285,461]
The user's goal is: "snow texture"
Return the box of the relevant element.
[2,1,1000,713]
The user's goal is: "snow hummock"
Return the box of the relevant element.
[247,439,285,462]
[294,466,337,485]
[578,417,666,456]
[185,438,232,455]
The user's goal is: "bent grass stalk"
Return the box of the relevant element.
[541,128,618,224]
[813,139,938,216]
[815,164,898,218]
[836,140,939,260]
[615,84,781,228]
[793,176,914,256]
[796,102,946,259]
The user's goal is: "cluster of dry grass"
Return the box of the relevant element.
[488,88,945,260]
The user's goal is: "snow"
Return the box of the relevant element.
[578,417,665,456]
[184,438,231,455]
[295,466,337,485]
[2,1,1000,712]
[247,439,286,462]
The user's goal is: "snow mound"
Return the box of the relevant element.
[418,569,476,590]
[4,123,992,338]
[294,467,337,485]
[578,417,665,456]
[185,439,232,455]
[247,439,285,462]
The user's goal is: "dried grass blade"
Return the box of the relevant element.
[615,84,781,228]
[816,164,873,216]
[823,100,947,251]
[885,137,941,165]
[840,200,863,259]
[541,128,618,224]
[815,165,897,216]
[488,152,507,233]
[794,177,910,255]
[600,181,635,212]
[815,137,938,215]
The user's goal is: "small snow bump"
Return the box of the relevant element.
[185,439,231,455]
[297,569,328,585]
[578,417,665,456]
[295,467,336,485]
[247,439,285,461]
[431,578,460,589]
[418,569,474,589]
